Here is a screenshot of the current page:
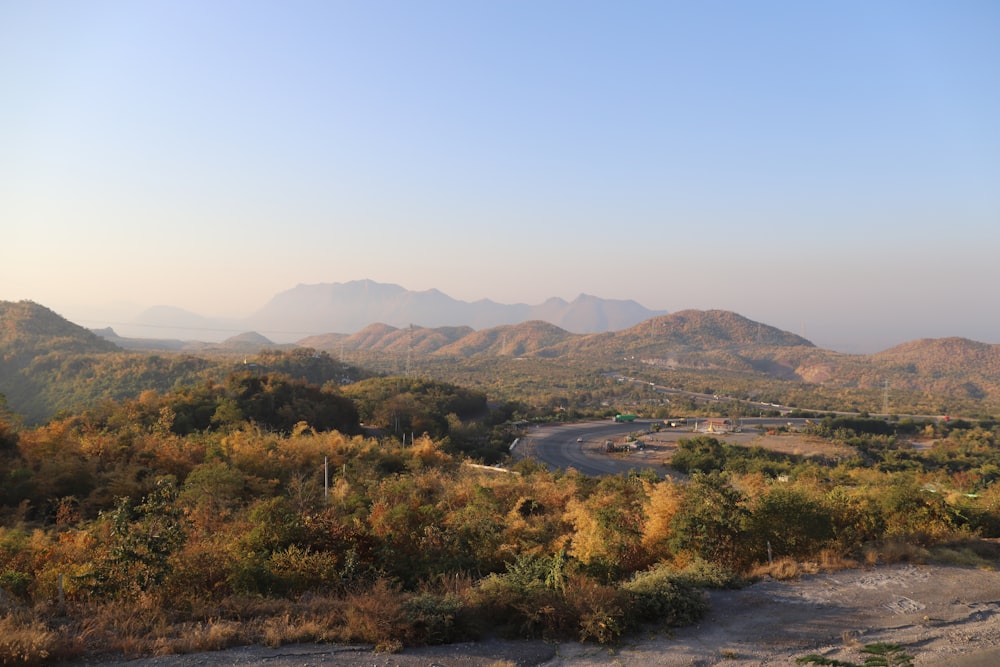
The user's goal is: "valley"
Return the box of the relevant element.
[1,299,999,666]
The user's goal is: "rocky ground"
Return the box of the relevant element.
[67,563,1000,666]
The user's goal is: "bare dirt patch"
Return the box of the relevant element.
[747,433,855,459]
[632,429,854,467]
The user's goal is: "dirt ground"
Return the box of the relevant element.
[631,428,858,466]
[68,563,1000,667]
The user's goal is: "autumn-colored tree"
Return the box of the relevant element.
[566,475,650,578]
[641,478,685,556]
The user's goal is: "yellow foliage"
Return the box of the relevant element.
[565,497,602,564]
[408,436,452,468]
[641,479,683,553]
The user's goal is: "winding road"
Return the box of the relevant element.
[514,419,676,477]
[514,417,813,477]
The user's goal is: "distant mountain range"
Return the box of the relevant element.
[116,280,667,342]
[96,301,1000,412]
[3,299,1000,422]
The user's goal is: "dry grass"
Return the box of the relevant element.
[865,539,929,566]
[339,578,408,649]
[750,550,860,581]
[0,613,65,666]
[750,557,803,581]
[1,578,477,663]
[928,538,1000,569]
[74,594,175,658]
[150,620,245,655]
[813,548,859,572]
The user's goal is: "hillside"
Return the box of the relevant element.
[0,302,222,422]
[868,337,1000,400]
[4,300,1000,421]
[300,310,1000,413]
[435,320,573,357]
[0,301,119,362]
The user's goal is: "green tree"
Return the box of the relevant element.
[748,486,834,561]
[671,436,726,474]
[89,478,186,597]
[670,473,750,571]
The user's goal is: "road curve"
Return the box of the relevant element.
[515,420,673,477]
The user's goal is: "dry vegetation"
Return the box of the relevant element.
[2,302,1000,665]
[2,394,1000,665]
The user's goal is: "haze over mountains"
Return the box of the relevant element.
[108,280,667,343]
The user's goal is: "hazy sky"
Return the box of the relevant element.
[2,1,998,352]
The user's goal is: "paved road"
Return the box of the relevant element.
[514,417,813,477]
[515,420,676,477]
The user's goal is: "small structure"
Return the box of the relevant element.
[694,418,733,434]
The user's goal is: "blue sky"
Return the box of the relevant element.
[2,0,998,352]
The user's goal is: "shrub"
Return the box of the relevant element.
[565,575,625,644]
[747,487,835,562]
[666,556,744,589]
[620,563,708,628]
[403,592,472,645]
[338,578,408,650]
[474,553,627,643]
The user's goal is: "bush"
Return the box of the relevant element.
[620,563,708,628]
[473,553,626,643]
[339,578,407,651]
[667,556,745,589]
[403,592,471,645]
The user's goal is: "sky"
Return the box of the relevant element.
[2,0,998,353]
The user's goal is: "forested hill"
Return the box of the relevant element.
[0,301,119,362]
[301,310,814,360]
[0,302,206,423]
[4,300,1000,422]
[868,338,1000,401]
[299,311,1000,411]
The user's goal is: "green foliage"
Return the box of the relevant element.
[664,556,745,589]
[812,417,897,438]
[748,486,835,561]
[344,377,487,436]
[669,473,751,571]
[620,562,708,627]
[402,592,471,645]
[86,478,186,598]
[670,436,726,474]
[476,553,627,643]
[797,643,914,667]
